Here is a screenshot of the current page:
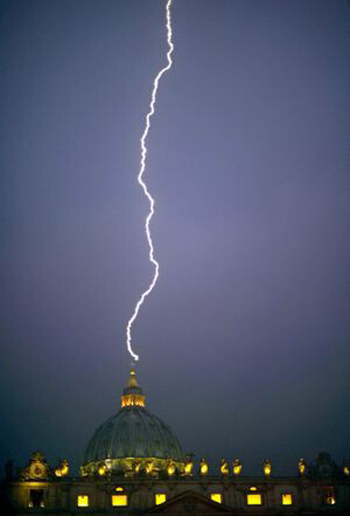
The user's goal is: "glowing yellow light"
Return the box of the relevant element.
[233,459,242,476]
[250,486,257,491]
[115,487,124,492]
[247,494,261,506]
[146,460,154,475]
[112,495,128,507]
[282,494,293,506]
[210,494,222,504]
[263,459,272,477]
[220,459,229,475]
[344,466,350,476]
[298,458,306,475]
[167,462,176,476]
[98,463,107,476]
[324,487,336,505]
[200,458,208,475]
[77,495,89,508]
[184,460,193,476]
[55,459,69,477]
[121,394,146,408]
[155,494,167,505]
[126,0,174,362]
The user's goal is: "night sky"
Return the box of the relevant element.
[1,0,349,476]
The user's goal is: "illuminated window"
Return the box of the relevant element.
[210,493,222,504]
[29,490,44,508]
[155,493,167,505]
[77,495,89,507]
[112,495,128,506]
[247,494,262,506]
[323,487,336,505]
[282,493,293,506]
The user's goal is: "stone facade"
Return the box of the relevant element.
[2,370,349,514]
[2,452,350,515]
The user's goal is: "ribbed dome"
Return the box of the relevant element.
[84,406,184,463]
[82,367,185,473]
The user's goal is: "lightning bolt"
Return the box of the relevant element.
[126,0,174,362]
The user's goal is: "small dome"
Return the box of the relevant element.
[82,367,185,474]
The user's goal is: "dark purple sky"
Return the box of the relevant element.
[1,0,349,476]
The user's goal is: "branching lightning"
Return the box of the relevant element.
[126,0,174,362]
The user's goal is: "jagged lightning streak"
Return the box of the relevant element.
[126,0,174,362]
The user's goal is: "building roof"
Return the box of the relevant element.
[83,367,185,468]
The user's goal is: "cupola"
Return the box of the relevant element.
[121,365,146,408]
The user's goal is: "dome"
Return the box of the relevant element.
[84,407,184,463]
[81,367,185,476]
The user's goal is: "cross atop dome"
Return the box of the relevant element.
[121,364,146,408]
